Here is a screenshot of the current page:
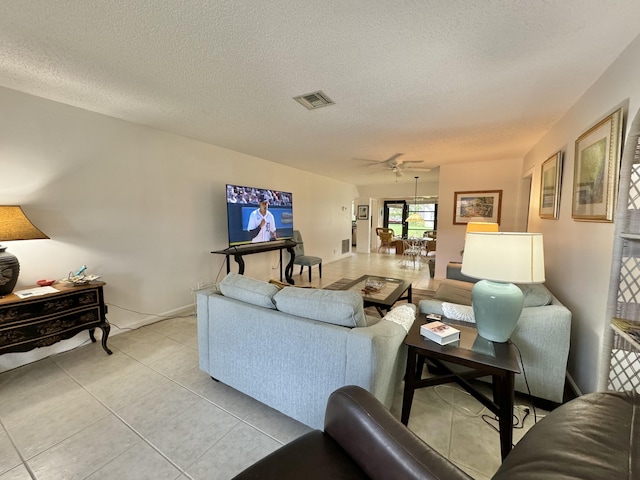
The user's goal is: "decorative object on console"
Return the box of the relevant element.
[462,232,545,343]
[59,264,101,286]
[0,206,49,295]
[406,176,424,225]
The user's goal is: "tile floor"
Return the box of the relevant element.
[0,252,545,479]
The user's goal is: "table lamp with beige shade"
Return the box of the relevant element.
[460,221,499,257]
[0,206,49,295]
[461,232,545,343]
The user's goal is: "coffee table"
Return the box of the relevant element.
[401,314,520,460]
[340,275,412,316]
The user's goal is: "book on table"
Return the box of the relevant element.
[420,321,460,345]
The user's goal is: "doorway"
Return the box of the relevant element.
[383,200,407,238]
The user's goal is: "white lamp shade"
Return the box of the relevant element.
[461,232,545,284]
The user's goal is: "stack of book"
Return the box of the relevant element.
[612,317,640,343]
[420,321,460,345]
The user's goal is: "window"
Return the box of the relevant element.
[407,202,437,237]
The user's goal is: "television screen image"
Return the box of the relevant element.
[226,184,294,246]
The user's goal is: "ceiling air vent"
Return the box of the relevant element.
[293,90,335,110]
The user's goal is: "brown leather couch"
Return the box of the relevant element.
[233,385,639,480]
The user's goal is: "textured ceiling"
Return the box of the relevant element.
[1,1,640,186]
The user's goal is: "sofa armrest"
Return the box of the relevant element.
[511,304,571,403]
[325,386,473,480]
[346,319,409,408]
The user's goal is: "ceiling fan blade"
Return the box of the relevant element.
[353,157,384,164]
[400,160,426,164]
[404,167,432,173]
[384,153,404,163]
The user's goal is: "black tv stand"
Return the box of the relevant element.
[212,239,297,285]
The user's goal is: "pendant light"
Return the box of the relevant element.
[406,176,424,224]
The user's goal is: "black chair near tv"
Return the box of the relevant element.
[292,230,322,282]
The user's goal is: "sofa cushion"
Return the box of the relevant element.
[434,279,473,306]
[219,273,279,309]
[274,287,369,327]
[518,283,552,307]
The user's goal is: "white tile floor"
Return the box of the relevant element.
[0,252,544,480]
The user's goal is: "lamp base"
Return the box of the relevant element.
[0,246,20,295]
[471,280,523,343]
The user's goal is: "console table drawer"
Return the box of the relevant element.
[0,282,112,356]
[0,289,100,326]
[0,307,101,350]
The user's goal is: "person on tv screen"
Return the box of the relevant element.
[247,194,277,242]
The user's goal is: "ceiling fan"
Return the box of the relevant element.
[354,153,431,178]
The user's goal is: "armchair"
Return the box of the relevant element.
[375,227,395,253]
[232,385,472,480]
[233,386,639,480]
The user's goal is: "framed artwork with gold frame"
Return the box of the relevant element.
[572,108,623,222]
[540,151,563,219]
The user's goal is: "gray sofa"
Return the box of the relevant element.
[419,268,571,404]
[197,273,414,429]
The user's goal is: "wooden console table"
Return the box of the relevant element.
[0,282,112,355]
[212,239,297,284]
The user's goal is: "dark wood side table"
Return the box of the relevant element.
[212,239,297,284]
[401,315,520,460]
[0,281,112,355]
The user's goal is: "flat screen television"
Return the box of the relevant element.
[226,184,294,246]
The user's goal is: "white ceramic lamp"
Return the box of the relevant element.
[461,232,545,343]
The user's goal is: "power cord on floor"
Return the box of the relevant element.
[510,340,541,424]
[478,340,549,447]
[433,385,484,417]
[105,303,196,332]
[214,257,227,283]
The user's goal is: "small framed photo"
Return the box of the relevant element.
[453,190,502,225]
[357,204,369,220]
[539,151,563,219]
[572,108,623,222]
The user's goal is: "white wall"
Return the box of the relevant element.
[0,87,358,372]
[523,33,640,394]
[435,158,525,278]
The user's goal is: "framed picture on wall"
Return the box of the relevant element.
[572,108,623,222]
[539,151,563,219]
[453,190,502,225]
[357,204,369,220]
